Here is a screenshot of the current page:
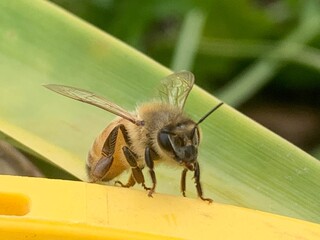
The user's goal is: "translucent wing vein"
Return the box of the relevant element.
[44,84,144,126]
[159,71,194,109]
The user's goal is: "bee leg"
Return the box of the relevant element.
[145,146,156,197]
[89,125,120,182]
[181,168,188,197]
[89,156,114,183]
[115,174,136,188]
[121,146,150,190]
[194,161,213,203]
[114,125,150,190]
[116,174,150,190]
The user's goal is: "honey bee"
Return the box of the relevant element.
[45,71,223,202]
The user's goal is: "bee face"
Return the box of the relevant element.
[158,120,200,164]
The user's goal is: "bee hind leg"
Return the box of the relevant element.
[88,156,114,183]
[88,125,120,182]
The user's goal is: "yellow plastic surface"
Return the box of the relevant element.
[0,175,319,240]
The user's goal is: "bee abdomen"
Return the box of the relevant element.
[87,135,103,166]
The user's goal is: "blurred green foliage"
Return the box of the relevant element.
[50,0,319,87]
[50,0,320,153]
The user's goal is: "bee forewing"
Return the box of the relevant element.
[158,71,195,109]
[44,84,143,126]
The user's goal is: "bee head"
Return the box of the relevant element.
[157,102,223,165]
[158,120,200,164]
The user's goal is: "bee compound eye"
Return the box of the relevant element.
[158,131,174,153]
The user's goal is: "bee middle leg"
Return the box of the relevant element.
[115,174,136,188]
[145,146,157,197]
[115,146,150,190]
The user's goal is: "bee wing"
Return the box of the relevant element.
[44,84,144,126]
[158,71,195,109]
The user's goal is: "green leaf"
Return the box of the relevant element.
[0,0,319,224]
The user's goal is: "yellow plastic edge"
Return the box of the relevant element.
[0,175,319,240]
[0,218,178,240]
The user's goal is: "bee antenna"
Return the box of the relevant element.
[196,102,224,126]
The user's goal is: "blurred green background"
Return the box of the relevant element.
[49,0,320,157]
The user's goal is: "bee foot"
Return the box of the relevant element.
[114,180,127,187]
[142,183,151,191]
[147,190,154,198]
[200,197,213,203]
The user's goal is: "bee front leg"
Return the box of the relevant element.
[181,168,188,197]
[145,146,157,197]
[194,161,213,203]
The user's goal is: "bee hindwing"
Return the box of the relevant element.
[158,71,194,109]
